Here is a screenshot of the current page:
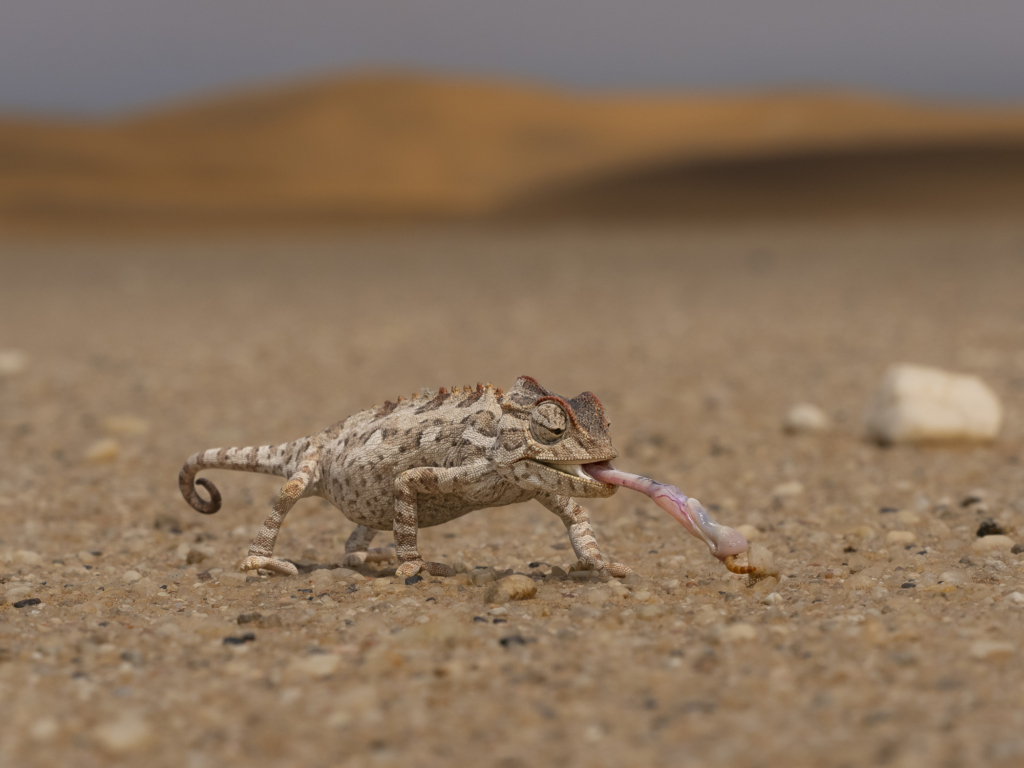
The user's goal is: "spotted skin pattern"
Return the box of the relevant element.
[179,377,631,578]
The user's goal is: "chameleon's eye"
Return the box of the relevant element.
[530,401,568,445]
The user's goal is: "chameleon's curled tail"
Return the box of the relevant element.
[179,444,293,515]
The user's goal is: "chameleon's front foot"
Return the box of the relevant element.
[569,559,633,578]
[395,559,456,578]
[342,547,396,568]
[240,555,298,576]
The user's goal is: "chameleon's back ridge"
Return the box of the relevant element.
[178,376,632,579]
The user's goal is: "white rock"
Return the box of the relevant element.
[1004,591,1024,604]
[0,350,27,377]
[761,592,784,605]
[970,640,1015,661]
[864,364,1002,444]
[121,570,142,583]
[783,404,830,434]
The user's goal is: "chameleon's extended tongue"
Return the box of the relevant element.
[584,461,750,572]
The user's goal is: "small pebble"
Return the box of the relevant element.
[93,716,153,754]
[121,570,142,583]
[84,438,120,463]
[103,415,150,436]
[970,640,1015,661]
[13,598,41,609]
[1004,592,1024,604]
[185,549,208,565]
[962,489,987,507]
[499,635,531,648]
[289,653,340,677]
[735,524,760,542]
[895,510,921,526]
[720,623,757,642]
[977,520,1006,537]
[484,575,538,604]
[972,535,1015,553]
[938,570,970,587]
[0,350,27,377]
[886,531,916,546]
[783,403,830,434]
[14,550,43,566]
[29,718,59,743]
[223,633,256,645]
[746,543,780,582]
[772,481,804,499]
[761,592,783,605]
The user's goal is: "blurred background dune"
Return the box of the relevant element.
[3,72,1024,229]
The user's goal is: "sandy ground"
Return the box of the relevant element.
[1,222,1024,768]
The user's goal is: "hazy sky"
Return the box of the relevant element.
[3,0,1023,115]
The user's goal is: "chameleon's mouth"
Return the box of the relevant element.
[534,459,617,488]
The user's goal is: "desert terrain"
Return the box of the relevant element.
[2,71,1024,768]
[2,221,1024,768]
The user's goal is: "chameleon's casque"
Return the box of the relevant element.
[179,376,631,578]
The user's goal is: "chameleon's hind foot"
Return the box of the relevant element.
[395,559,456,578]
[240,555,298,576]
[342,547,396,568]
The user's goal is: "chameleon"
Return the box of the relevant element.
[178,376,634,579]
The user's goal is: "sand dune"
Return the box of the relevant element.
[3,72,1024,226]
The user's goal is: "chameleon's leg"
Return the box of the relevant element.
[537,492,632,578]
[341,525,395,567]
[240,456,318,576]
[392,466,481,578]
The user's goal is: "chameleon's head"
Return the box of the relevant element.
[493,376,619,498]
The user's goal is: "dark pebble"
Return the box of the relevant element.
[492,618,507,624]
[528,562,544,569]
[1013,544,1024,555]
[237,612,262,625]
[223,633,256,645]
[900,582,917,589]
[297,588,312,593]
[13,598,41,609]
[977,520,1006,537]
[472,616,487,623]
[499,635,533,648]
[404,575,423,585]
[425,597,436,603]
[879,507,898,514]
[196,571,212,582]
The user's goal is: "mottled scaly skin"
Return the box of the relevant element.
[179,376,631,578]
